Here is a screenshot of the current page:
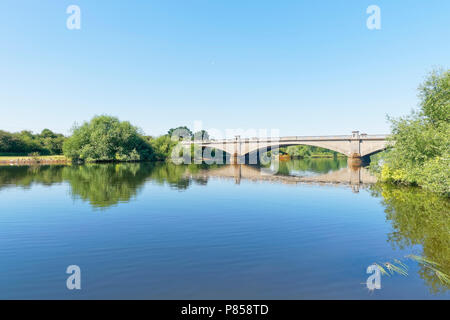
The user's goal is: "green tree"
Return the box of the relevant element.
[39,129,65,155]
[63,115,153,162]
[0,130,26,153]
[419,69,450,124]
[381,69,450,195]
[167,126,193,139]
[193,130,209,141]
[0,129,65,155]
[148,134,178,161]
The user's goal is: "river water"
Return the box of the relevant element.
[0,159,448,299]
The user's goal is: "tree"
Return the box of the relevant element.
[148,135,178,161]
[381,69,450,195]
[63,115,153,162]
[0,129,65,155]
[40,129,56,139]
[167,126,193,139]
[0,130,25,153]
[193,130,209,141]
[418,69,450,124]
[39,129,65,155]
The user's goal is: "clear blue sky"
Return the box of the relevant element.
[0,0,448,137]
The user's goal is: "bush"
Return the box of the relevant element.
[148,135,178,161]
[380,69,449,196]
[63,115,153,162]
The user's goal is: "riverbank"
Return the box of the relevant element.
[0,155,69,165]
[0,155,348,166]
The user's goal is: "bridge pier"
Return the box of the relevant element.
[349,165,361,193]
[349,131,361,159]
[230,153,239,164]
[347,157,362,167]
[233,164,241,184]
[347,155,371,167]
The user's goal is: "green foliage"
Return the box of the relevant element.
[282,145,343,158]
[193,130,209,141]
[148,134,179,161]
[167,126,193,139]
[37,129,66,155]
[0,129,65,155]
[284,145,311,157]
[280,145,344,158]
[373,261,408,277]
[381,69,450,195]
[419,69,450,124]
[63,115,153,162]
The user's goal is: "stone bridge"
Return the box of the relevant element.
[182,131,389,164]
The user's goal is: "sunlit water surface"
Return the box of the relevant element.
[0,160,449,299]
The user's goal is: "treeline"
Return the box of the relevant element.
[281,145,344,158]
[0,117,209,162]
[0,129,65,155]
[374,69,449,196]
[62,116,210,163]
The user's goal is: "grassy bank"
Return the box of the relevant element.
[0,155,69,165]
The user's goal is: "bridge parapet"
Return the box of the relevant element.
[186,134,388,145]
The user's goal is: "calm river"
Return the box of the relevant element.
[0,159,448,299]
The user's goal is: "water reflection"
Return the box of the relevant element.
[62,164,152,208]
[0,160,375,206]
[0,165,64,188]
[276,158,348,176]
[0,160,448,294]
[0,163,221,208]
[187,161,376,193]
[370,184,450,293]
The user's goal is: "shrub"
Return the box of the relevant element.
[63,115,153,162]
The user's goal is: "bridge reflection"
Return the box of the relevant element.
[185,163,377,193]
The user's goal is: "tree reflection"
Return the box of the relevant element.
[62,163,209,207]
[0,165,64,189]
[276,158,347,176]
[61,163,153,208]
[0,163,202,208]
[146,162,192,190]
[371,184,450,293]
